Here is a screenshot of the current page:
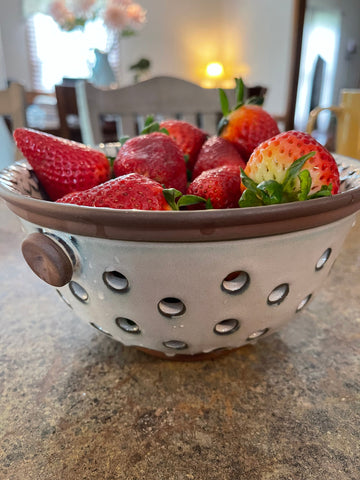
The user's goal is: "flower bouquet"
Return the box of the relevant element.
[49,0,147,35]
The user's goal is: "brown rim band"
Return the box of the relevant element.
[4,189,360,242]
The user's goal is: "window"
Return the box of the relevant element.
[27,13,112,91]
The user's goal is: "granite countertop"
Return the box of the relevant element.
[0,200,359,480]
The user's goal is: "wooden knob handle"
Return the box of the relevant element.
[21,232,73,287]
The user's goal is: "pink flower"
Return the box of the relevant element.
[126,3,146,27]
[103,4,130,30]
[49,0,147,33]
[49,0,75,28]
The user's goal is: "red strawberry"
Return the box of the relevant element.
[218,78,279,160]
[113,132,187,192]
[193,136,246,179]
[239,130,340,207]
[13,128,110,201]
[159,119,208,171]
[187,165,241,209]
[57,173,172,210]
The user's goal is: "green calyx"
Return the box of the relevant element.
[140,115,169,135]
[163,188,212,210]
[217,77,265,135]
[239,152,333,207]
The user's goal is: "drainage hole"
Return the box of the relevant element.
[214,318,240,335]
[222,271,250,294]
[246,328,269,341]
[296,294,312,312]
[69,281,89,303]
[267,283,289,305]
[56,289,73,309]
[115,317,141,334]
[103,271,129,292]
[315,248,332,271]
[89,322,112,336]
[163,340,188,350]
[158,297,186,318]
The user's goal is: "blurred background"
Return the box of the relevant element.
[0,0,359,149]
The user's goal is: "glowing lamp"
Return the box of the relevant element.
[205,62,224,78]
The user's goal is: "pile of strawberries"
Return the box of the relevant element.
[13,78,340,211]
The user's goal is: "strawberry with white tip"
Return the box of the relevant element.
[239,130,340,207]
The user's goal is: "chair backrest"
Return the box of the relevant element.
[55,84,82,141]
[0,83,27,162]
[76,76,236,145]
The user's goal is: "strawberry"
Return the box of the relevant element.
[159,119,208,172]
[187,165,241,209]
[57,173,172,210]
[218,78,280,160]
[113,132,187,192]
[192,136,246,179]
[13,128,110,201]
[239,130,340,207]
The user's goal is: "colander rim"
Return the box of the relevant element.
[1,154,360,242]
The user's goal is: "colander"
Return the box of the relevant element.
[1,150,360,359]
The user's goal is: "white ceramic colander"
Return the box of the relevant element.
[1,153,360,359]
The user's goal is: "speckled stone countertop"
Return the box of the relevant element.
[0,200,359,480]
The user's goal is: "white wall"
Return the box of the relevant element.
[221,0,296,116]
[123,0,224,85]
[0,0,296,117]
[121,0,296,117]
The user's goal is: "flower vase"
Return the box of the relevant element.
[90,49,116,88]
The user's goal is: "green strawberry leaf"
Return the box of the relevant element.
[141,122,159,134]
[235,77,245,106]
[107,156,116,168]
[298,169,312,201]
[246,95,265,106]
[282,151,315,193]
[205,198,213,209]
[140,116,169,135]
[233,102,244,111]
[307,183,333,199]
[163,188,183,210]
[257,180,284,204]
[183,154,190,164]
[177,194,208,209]
[240,168,261,194]
[218,88,230,116]
[163,189,207,210]
[144,115,155,127]
[239,189,264,207]
[217,77,247,134]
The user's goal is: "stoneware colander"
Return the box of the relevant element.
[1,149,360,359]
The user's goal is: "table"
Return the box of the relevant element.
[0,200,359,480]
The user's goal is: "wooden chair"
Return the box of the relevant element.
[76,76,237,146]
[0,83,27,161]
[55,84,82,142]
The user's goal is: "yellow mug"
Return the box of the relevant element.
[306,89,360,159]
